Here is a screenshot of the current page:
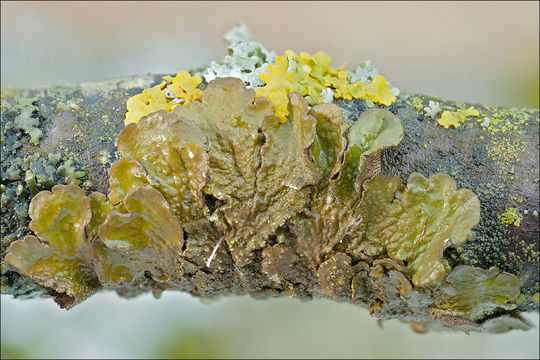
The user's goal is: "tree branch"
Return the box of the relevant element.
[1,74,538,333]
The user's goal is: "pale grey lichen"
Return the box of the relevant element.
[347,60,400,97]
[321,88,335,103]
[348,60,379,84]
[424,100,442,119]
[199,22,276,88]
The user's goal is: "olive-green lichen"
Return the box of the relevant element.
[2,80,479,296]
[4,185,102,308]
[357,173,480,286]
[434,265,521,321]
[95,186,184,285]
[292,107,404,268]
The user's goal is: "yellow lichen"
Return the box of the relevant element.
[124,81,173,125]
[254,55,304,122]
[486,137,526,178]
[363,75,396,106]
[124,49,396,125]
[437,106,480,129]
[498,206,522,227]
[255,50,396,123]
[163,70,203,104]
[124,71,203,125]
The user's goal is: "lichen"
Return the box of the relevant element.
[255,51,397,122]
[10,97,43,145]
[291,107,403,268]
[437,106,480,129]
[199,23,276,88]
[163,71,203,105]
[498,206,522,227]
[94,186,184,285]
[116,79,322,266]
[317,253,354,298]
[424,100,441,119]
[124,71,203,125]
[434,265,521,321]
[4,185,102,308]
[2,77,524,334]
[357,173,480,286]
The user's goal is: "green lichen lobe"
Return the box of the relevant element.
[4,185,101,308]
[358,172,480,287]
[4,97,42,145]
[95,186,184,285]
[435,265,522,321]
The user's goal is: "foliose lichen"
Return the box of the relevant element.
[437,106,480,129]
[4,185,102,308]
[4,77,500,321]
[198,22,276,88]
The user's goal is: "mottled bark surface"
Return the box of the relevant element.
[1,75,538,333]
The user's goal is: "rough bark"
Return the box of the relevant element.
[1,75,538,333]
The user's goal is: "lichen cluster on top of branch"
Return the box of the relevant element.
[2,23,535,334]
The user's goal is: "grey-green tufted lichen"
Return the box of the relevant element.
[4,97,42,145]
[1,77,534,334]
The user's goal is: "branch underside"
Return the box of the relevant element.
[1,75,538,334]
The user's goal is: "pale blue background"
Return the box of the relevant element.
[1,2,539,358]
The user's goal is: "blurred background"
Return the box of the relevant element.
[1,1,539,359]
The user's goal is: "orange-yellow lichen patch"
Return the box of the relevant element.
[254,55,304,122]
[125,81,172,125]
[437,106,480,129]
[163,71,203,104]
[363,75,396,106]
[255,50,396,123]
[124,71,203,125]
